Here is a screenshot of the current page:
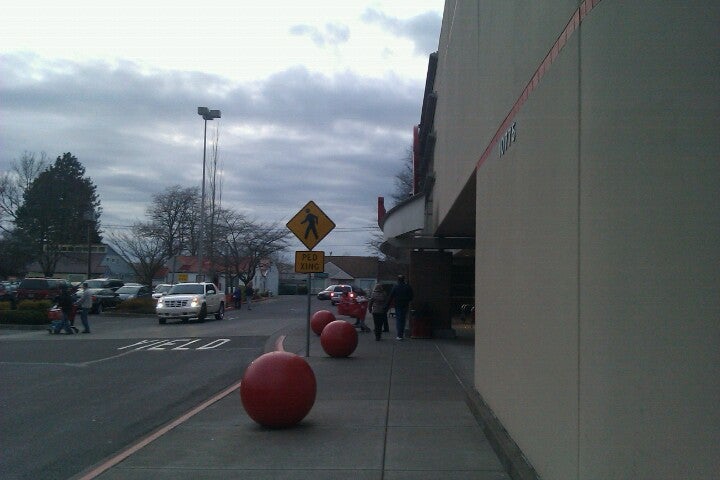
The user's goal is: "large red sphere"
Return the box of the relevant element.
[310,310,336,335]
[320,320,358,358]
[240,351,317,428]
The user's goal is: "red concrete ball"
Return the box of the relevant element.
[310,310,336,335]
[320,320,358,358]
[239,351,317,428]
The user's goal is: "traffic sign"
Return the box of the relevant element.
[286,201,336,250]
[295,251,325,273]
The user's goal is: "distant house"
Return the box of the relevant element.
[322,256,378,293]
[161,255,278,295]
[25,244,136,283]
[253,258,279,296]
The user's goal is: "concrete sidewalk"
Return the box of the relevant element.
[89,323,509,479]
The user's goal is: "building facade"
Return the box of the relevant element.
[380,1,719,478]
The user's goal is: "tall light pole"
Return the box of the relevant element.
[83,208,95,280]
[197,107,221,281]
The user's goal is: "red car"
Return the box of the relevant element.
[15,278,71,301]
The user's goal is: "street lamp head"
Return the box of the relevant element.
[197,107,221,121]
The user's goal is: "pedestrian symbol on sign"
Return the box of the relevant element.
[286,201,335,250]
[301,209,318,240]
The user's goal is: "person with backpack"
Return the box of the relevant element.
[387,275,413,340]
[368,283,389,341]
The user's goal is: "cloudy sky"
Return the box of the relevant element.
[0,0,443,257]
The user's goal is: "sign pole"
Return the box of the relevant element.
[286,200,336,359]
[306,272,311,357]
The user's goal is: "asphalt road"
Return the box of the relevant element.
[0,295,320,480]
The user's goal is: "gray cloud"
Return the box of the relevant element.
[289,23,350,47]
[361,8,441,55]
[0,53,421,255]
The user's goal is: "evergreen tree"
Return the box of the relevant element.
[15,153,102,276]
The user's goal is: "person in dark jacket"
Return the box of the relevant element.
[244,283,253,310]
[57,286,76,334]
[233,286,242,309]
[387,275,413,340]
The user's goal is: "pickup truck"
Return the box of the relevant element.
[156,282,225,324]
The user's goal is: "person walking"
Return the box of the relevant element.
[244,283,253,310]
[368,284,389,341]
[233,285,242,309]
[76,283,93,333]
[57,285,77,334]
[387,275,413,340]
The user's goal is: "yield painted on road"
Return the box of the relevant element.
[118,338,231,351]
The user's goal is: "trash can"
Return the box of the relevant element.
[410,308,432,339]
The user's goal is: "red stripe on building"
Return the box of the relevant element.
[475,0,603,172]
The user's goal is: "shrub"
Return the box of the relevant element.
[17,300,53,311]
[297,286,308,295]
[0,309,48,325]
[278,284,296,295]
[0,301,13,311]
[114,298,156,314]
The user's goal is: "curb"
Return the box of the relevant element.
[0,324,47,331]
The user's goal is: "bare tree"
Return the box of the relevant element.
[216,209,290,286]
[145,185,198,255]
[366,228,387,260]
[110,223,168,287]
[143,185,199,283]
[0,151,48,233]
[390,146,414,206]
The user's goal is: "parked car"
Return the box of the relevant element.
[156,282,225,324]
[83,288,121,314]
[317,285,340,300]
[115,285,152,301]
[16,278,71,301]
[83,278,125,291]
[329,285,366,305]
[152,284,172,299]
[0,282,17,306]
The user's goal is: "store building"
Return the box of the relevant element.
[379,1,719,478]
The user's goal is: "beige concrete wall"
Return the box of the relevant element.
[578,2,720,478]
[474,28,581,480]
[430,1,720,479]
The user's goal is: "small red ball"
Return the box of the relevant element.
[320,320,358,358]
[240,351,316,428]
[310,310,336,335]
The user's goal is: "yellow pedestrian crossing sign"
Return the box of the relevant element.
[286,201,335,250]
[295,251,325,273]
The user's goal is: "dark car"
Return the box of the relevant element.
[115,285,152,301]
[16,278,71,301]
[84,278,124,291]
[83,288,121,314]
[0,282,17,306]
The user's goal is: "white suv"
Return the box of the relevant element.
[156,282,225,324]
